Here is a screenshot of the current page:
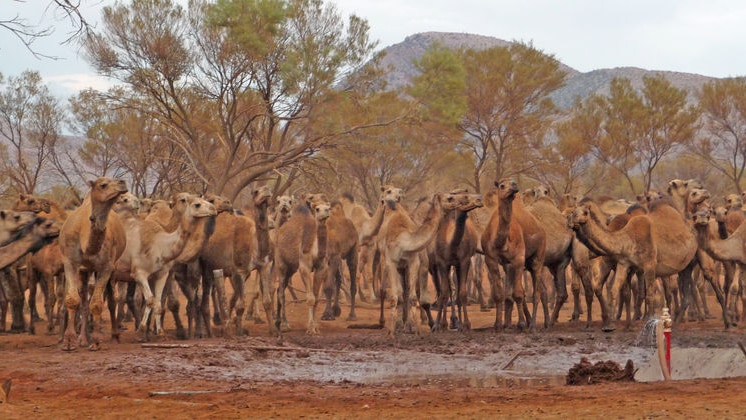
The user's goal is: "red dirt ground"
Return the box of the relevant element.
[2,293,746,419]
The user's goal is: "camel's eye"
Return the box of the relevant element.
[100,183,108,189]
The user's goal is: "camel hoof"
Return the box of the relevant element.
[321,311,335,321]
[346,314,358,322]
[31,315,44,322]
[253,318,266,325]
[61,337,78,352]
[333,305,342,318]
[449,318,461,330]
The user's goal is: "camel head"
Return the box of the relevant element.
[303,193,330,210]
[139,198,154,215]
[15,193,52,214]
[114,192,141,215]
[185,196,217,220]
[667,179,686,197]
[330,201,345,217]
[688,188,711,207]
[742,190,746,204]
[725,193,743,210]
[0,210,38,238]
[567,204,591,230]
[380,185,404,210]
[494,178,519,201]
[275,195,294,215]
[88,177,128,205]
[692,207,712,227]
[459,193,484,212]
[713,206,728,224]
[203,193,233,213]
[312,201,331,222]
[251,185,272,207]
[439,191,483,213]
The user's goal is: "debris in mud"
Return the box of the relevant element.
[566,357,636,385]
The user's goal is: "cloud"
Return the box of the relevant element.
[43,73,116,98]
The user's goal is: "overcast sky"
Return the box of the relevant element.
[2,0,745,99]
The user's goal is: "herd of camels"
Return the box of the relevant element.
[0,175,744,351]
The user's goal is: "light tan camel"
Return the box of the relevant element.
[697,206,746,323]
[116,193,216,338]
[273,196,331,335]
[377,189,469,336]
[429,191,484,332]
[481,179,547,331]
[145,192,217,339]
[59,177,128,351]
[339,192,377,302]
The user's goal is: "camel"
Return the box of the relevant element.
[481,179,547,331]
[339,192,377,302]
[698,206,746,323]
[429,191,484,332]
[58,177,128,351]
[0,210,40,333]
[0,217,60,269]
[273,195,331,335]
[320,200,360,321]
[0,217,60,334]
[667,179,729,325]
[377,188,471,336]
[145,193,217,339]
[241,185,273,323]
[272,195,294,229]
[11,194,70,331]
[567,197,727,330]
[526,187,573,327]
[201,193,262,337]
[113,192,216,339]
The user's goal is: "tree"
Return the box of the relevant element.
[588,75,699,194]
[0,70,66,195]
[82,0,388,201]
[691,77,746,193]
[2,1,93,59]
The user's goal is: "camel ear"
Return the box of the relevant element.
[88,180,96,188]
[0,210,6,220]
[19,193,26,200]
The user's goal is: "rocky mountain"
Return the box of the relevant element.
[378,32,716,109]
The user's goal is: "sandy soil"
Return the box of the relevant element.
[2,293,746,419]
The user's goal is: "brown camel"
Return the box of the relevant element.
[429,191,484,332]
[526,187,573,327]
[0,217,60,269]
[273,196,331,335]
[241,185,273,323]
[567,197,725,330]
[59,177,128,351]
[481,179,547,331]
[320,200,360,321]
[201,193,263,337]
[667,179,727,324]
[339,192,378,302]
[0,210,40,332]
[11,194,70,331]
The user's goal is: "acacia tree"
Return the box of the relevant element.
[691,77,746,193]
[589,75,700,194]
[82,0,387,201]
[534,99,605,196]
[0,70,66,195]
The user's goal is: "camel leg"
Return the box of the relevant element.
[569,266,582,322]
[550,262,570,327]
[384,264,401,337]
[724,262,739,324]
[346,250,359,321]
[61,262,82,351]
[0,268,26,333]
[433,265,449,332]
[506,264,526,331]
[105,280,120,343]
[484,259,504,330]
[609,263,630,330]
[28,267,44,322]
[457,261,472,331]
[133,271,156,341]
[0,281,7,332]
[304,261,322,335]
[44,274,57,334]
[322,256,341,321]
[692,253,729,328]
[88,269,115,350]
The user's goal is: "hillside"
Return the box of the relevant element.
[378,32,716,108]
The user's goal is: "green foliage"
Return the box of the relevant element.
[409,43,466,125]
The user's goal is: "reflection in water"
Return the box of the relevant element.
[364,374,566,388]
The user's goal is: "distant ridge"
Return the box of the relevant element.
[378,32,716,109]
